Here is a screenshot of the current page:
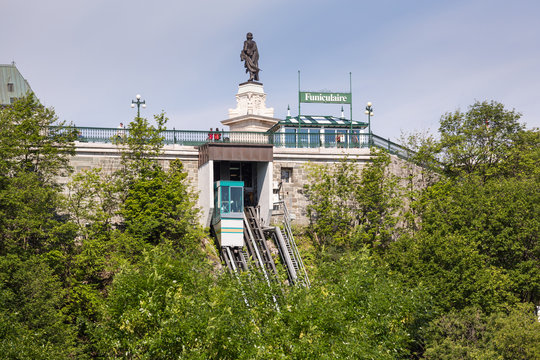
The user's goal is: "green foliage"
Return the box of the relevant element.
[0,171,76,255]
[64,167,122,236]
[304,157,362,249]
[62,113,206,356]
[0,94,75,181]
[0,95,77,256]
[437,100,524,179]
[389,173,539,311]
[115,112,167,182]
[95,247,430,359]
[498,128,540,180]
[70,112,205,247]
[400,129,442,178]
[424,304,540,359]
[1,95,537,359]
[94,245,215,358]
[355,150,400,248]
[122,160,201,247]
[272,251,431,359]
[304,150,400,252]
[388,232,518,314]
[388,102,538,319]
[0,255,81,359]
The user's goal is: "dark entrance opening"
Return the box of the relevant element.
[213,161,257,207]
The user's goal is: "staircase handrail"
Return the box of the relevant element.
[274,201,310,287]
[273,227,298,284]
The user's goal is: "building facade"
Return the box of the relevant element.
[65,82,414,227]
[0,63,33,106]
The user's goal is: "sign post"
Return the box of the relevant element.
[298,71,301,147]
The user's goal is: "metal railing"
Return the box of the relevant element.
[62,126,272,146]
[57,126,413,159]
[370,134,415,159]
[273,200,310,288]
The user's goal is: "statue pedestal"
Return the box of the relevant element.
[223,82,278,132]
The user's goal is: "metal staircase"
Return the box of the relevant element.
[271,201,310,287]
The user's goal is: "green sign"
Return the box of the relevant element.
[299,91,352,104]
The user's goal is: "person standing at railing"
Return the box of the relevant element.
[116,122,125,140]
[208,128,214,141]
[336,133,345,148]
[352,131,359,148]
[214,128,221,141]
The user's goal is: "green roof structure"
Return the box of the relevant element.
[268,115,368,133]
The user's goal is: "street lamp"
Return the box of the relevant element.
[131,94,146,117]
[365,102,374,135]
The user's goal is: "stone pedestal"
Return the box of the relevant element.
[222,82,279,132]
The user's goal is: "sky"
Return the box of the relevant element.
[4,0,539,142]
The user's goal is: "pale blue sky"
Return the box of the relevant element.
[4,0,539,141]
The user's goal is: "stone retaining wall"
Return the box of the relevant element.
[272,147,372,225]
[64,142,199,189]
[65,142,424,227]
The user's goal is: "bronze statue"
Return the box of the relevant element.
[240,32,260,82]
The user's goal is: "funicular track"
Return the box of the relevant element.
[220,246,249,272]
[243,206,277,276]
[218,206,281,310]
[218,206,277,281]
[219,203,310,289]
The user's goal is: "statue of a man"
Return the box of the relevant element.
[240,32,260,82]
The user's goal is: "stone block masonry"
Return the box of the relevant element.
[61,141,200,193]
[272,147,372,225]
[63,142,425,228]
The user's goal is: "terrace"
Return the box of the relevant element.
[66,126,413,159]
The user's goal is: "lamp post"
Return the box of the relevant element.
[365,102,374,145]
[131,94,146,117]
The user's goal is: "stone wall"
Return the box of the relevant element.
[64,142,200,191]
[66,142,427,228]
[271,147,430,226]
[272,147,372,225]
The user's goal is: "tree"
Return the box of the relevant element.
[0,94,77,255]
[496,128,540,180]
[63,113,203,340]
[354,149,400,249]
[121,159,201,247]
[95,248,431,359]
[272,251,431,359]
[0,255,81,359]
[304,150,400,252]
[0,95,85,356]
[424,304,540,359]
[93,245,216,358]
[437,100,524,180]
[114,112,167,184]
[304,157,362,250]
[0,94,75,182]
[387,167,540,310]
[64,167,122,239]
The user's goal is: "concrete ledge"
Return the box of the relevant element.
[74,142,199,160]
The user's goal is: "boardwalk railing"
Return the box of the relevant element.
[60,126,413,159]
